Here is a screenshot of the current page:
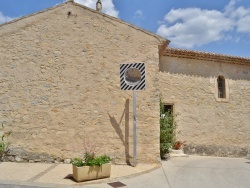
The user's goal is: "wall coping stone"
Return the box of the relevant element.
[162,48,250,66]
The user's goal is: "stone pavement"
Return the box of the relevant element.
[0,161,159,187]
[0,156,250,188]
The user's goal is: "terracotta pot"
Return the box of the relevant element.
[174,142,181,150]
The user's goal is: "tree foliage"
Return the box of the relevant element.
[160,96,177,158]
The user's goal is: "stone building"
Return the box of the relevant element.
[0,0,249,163]
[160,48,250,157]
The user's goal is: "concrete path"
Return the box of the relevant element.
[88,156,250,188]
[0,156,250,188]
[162,156,250,188]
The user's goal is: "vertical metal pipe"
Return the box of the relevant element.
[133,89,137,167]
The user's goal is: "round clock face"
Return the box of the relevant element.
[124,67,141,86]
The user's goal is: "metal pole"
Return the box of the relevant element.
[133,89,137,167]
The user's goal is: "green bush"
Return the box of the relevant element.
[71,139,111,167]
[71,154,111,167]
[0,123,12,161]
[159,96,177,158]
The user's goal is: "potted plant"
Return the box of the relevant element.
[173,141,186,150]
[70,141,111,182]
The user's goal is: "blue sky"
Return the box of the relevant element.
[0,0,250,58]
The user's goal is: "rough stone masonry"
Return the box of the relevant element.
[0,1,167,163]
[0,0,250,163]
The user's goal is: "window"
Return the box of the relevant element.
[215,75,229,102]
[217,76,226,98]
[161,104,174,119]
[164,105,173,114]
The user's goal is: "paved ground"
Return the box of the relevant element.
[0,162,158,188]
[163,156,250,188]
[0,156,250,188]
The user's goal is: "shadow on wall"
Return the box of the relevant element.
[107,99,130,164]
[159,57,250,81]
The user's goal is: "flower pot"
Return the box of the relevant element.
[174,143,181,150]
[72,163,111,182]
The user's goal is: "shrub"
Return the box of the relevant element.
[0,123,12,161]
[71,154,111,167]
[159,96,177,158]
[71,139,111,167]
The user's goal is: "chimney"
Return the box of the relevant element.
[96,0,102,12]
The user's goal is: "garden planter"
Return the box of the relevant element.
[72,163,111,182]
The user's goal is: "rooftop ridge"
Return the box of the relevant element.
[163,48,250,66]
[0,1,169,45]
[70,1,169,45]
[0,3,65,28]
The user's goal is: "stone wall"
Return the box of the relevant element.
[159,54,250,157]
[0,2,166,163]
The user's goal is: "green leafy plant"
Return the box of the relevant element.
[0,123,12,161]
[71,154,111,167]
[71,139,111,167]
[159,95,177,158]
[71,157,84,167]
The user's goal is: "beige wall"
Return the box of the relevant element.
[2,1,248,162]
[159,55,250,157]
[0,2,166,163]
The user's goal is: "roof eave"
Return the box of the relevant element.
[163,48,250,66]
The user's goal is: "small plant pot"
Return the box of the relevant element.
[72,163,111,182]
[173,143,181,150]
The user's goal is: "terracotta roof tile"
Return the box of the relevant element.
[163,48,250,66]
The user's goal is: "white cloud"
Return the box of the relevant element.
[134,10,143,19]
[228,5,250,34]
[74,0,119,18]
[157,0,250,48]
[236,14,250,33]
[157,8,233,48]
[224,0,238,15]
[0,12,15,24]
